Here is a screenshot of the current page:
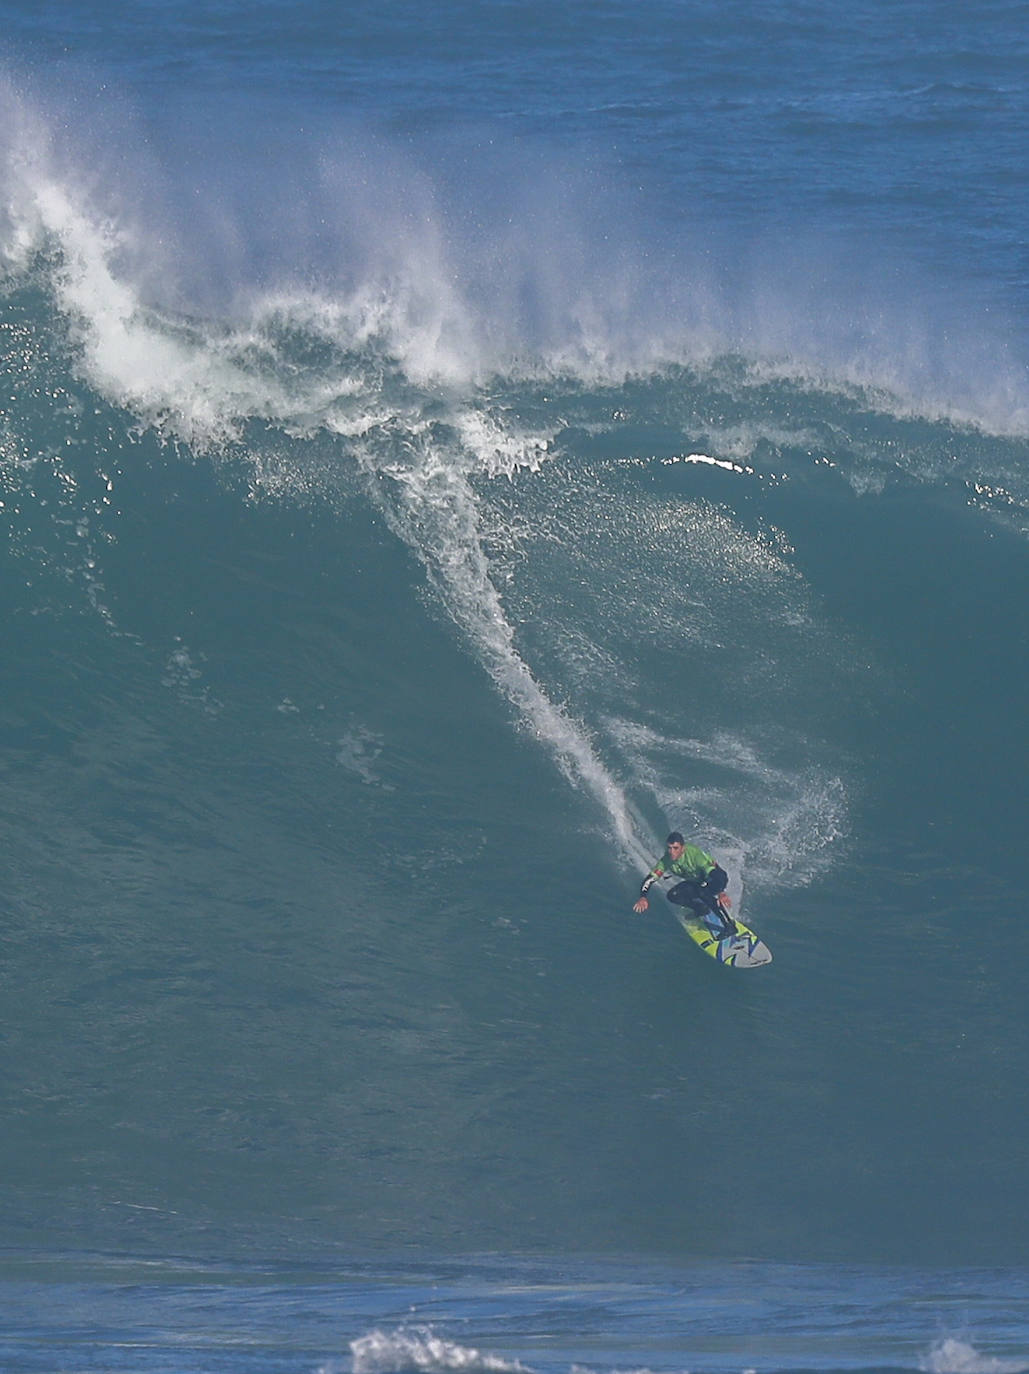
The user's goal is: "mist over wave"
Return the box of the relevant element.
[2,68,1028,436]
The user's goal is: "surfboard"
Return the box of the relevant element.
[675,907,772,968]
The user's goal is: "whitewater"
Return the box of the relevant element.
[2,1,1029,1370]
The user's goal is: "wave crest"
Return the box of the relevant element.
[921,1339,1029,1374]
[348,1327,531,1374]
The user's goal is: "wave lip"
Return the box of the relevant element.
[349,1327,532,1374]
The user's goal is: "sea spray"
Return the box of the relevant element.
[349,1328,531,1374]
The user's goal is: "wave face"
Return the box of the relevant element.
[1,2,1029,1275]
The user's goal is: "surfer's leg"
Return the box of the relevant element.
[668,880,736,937]
[666,880,705,914]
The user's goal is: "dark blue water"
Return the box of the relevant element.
[2,1,1028,1369]
[3,1256,1029,1374]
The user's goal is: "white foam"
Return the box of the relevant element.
[605,723,848,896]
[921,1338,1029,1374]
[348,1328,531,1374]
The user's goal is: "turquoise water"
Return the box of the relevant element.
[1,1,1028,1368]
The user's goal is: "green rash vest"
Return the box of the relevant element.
[640,843,716,896]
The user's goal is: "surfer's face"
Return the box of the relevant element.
[667,841,684,859]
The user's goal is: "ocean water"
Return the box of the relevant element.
[2,1,1029,1370]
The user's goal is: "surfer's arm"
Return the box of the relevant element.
[632,862,665,912]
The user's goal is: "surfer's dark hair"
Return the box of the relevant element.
[666,831,685,846]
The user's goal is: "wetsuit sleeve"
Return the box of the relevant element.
[639,859,665,895]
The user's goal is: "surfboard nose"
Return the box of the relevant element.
[720,934,773,967]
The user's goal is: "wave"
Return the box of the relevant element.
[4,70,1029,905]
[5,215,1027,890]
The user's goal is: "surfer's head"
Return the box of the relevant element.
[666,831,685,853]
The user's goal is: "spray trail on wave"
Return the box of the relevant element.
[352,421,654,870]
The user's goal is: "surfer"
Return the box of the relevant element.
[633,832,736,936]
